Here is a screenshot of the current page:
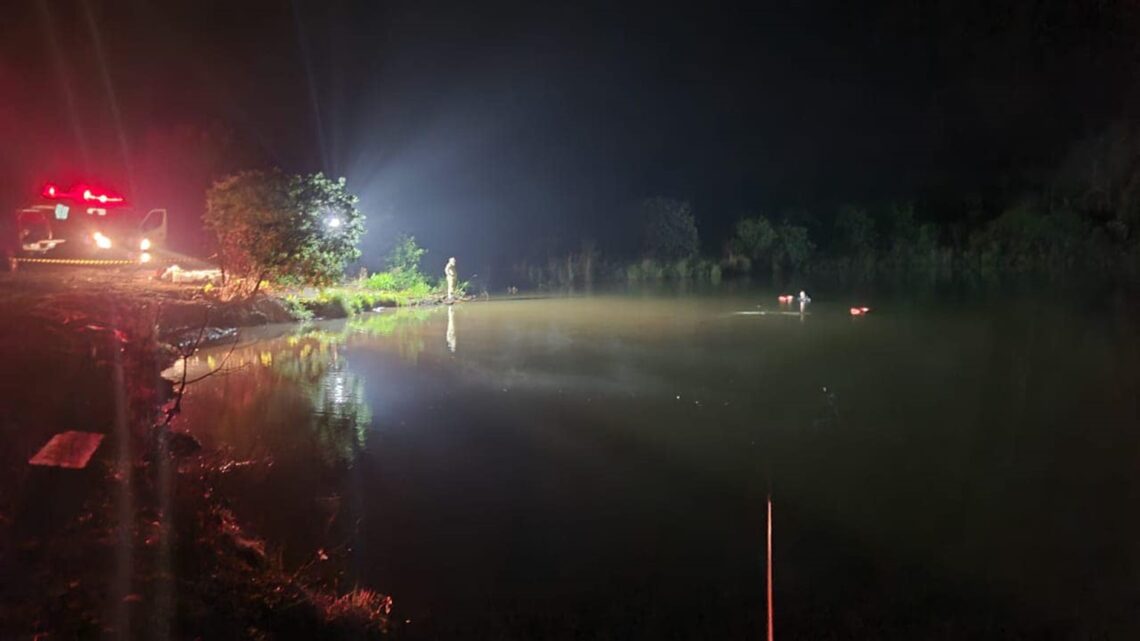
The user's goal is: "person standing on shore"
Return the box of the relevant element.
[445,257,458,300]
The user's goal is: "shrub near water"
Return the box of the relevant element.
[204,170,365,296]
[360,234,438,302]
[283,236,445,319]
[363,269,430,295]
[362,269,435,301]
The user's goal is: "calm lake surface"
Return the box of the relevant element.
[175,293,1140,639]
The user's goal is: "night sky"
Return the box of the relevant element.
[2,0,1138,268]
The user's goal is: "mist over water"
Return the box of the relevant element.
[175,293,1140,638]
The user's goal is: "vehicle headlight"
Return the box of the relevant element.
[93,232,112,249]
[139,238,152,251]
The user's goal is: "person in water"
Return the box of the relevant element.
[445,257,458,300]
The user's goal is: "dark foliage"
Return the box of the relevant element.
[640,197,699,262]
[204,171,365,295]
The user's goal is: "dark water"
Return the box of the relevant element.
[174,294,1140,639]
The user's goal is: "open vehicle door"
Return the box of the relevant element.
[17,208,67,253]
[140,209,168,247]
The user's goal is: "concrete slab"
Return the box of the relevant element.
[28,431,105,469]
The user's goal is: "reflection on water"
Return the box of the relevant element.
[172,295,1140,638]
[446,305,456,353]
[170,308,437,468]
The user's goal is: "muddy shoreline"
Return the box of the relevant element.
[0,269,398,639]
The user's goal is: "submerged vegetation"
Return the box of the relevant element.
[514,198,1136,290]
[508,124,1140,290]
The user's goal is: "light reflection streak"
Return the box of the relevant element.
[170,309,439,467]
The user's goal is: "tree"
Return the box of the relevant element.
[730,216,776,261]
[640,197,699,261]
[833,206,877,256]
[370,234,431,291]
[727,215,813,275]
[204,170,364,295]
[386,234,426,273]
[772,222,813,274]
[1054,121,1140,241]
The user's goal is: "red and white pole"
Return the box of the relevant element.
[767,495,774,641]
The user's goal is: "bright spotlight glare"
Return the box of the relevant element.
[139,252,153,264]
[326,216,342,229]
[93,232,112,249]
[139,238,152,251]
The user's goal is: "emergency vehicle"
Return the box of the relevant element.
[13,182,167,266]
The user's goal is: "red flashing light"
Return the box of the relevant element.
[40,182,126,205]
[81,188,124,204]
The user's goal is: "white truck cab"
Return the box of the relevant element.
[13,182,167,265]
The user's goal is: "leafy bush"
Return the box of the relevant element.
[360,272,434,303]
[357,236,439,303]
[622,257,723,283]
[204,170,364,296]
[965,204,1091,274]
[302,290,374,318]
[440,278,470,297]
[386,234,426,273]
[280,295,315,321]
[362,271,400,291]
[671,257,694,279]
[364,269,427,292]
[326,292,365,317]
[727,215,813,275]
[626,258,666,281]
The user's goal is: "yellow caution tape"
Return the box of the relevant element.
[14,257,148,266]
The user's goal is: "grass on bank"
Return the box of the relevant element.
[279,267,467,320]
